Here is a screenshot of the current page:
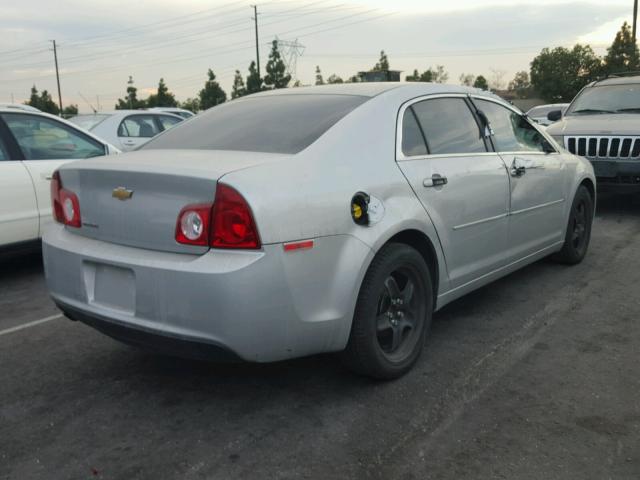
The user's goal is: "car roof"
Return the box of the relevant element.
[249,82,496,100]
[591,75,640,86]
[0,103,41,112]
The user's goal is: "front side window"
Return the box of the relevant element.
[410,98,487,155]
[475,99,547,153]
[157,115,182,131]
[118,115,161,138]
[2,113,106,160]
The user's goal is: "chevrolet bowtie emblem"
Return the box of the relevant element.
[112,187,134,201]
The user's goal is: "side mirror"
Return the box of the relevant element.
[547,110,562,122]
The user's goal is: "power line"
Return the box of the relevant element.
[51,40,63,114]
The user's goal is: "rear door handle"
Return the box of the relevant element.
[423,174,448,188]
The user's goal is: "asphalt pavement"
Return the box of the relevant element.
[1,193,639,480]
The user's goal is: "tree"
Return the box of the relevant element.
[508,71,533,98]
[373,50,390,71]
[26,85,59,114]
[198,69,227,110]
[459,73,476,86]
[530,44,602,102]
[327,74,344,84]
[603,21,640,74]
[315,66,324,85]
[116,76,146,109]
[473,75,489,90]
[246,61,263,94]
[147,78,177,107]
[264,40,290,89]
[231,70,247,99]
[180,98,199,113]
[62,104,78,116]
[406,65,449,83]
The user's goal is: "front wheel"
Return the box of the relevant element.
[342,243,433,380]
[553,185,594,264]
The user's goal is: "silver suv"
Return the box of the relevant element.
[546,75,640,191]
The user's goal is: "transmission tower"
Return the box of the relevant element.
[274,37,305,82]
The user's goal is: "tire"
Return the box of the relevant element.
[553,185,594,265]
[342,243,433,380]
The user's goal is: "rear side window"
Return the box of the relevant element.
[157,115,182,131]
[0,136,8,160]
[2,113,106,160]
[411,98,487,155]
[142,94,369,154]
[475,99,547,153]
[118,115,161,138]
[401,108,428,156]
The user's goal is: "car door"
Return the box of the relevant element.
[0,119,38,245]
[117,114,161,151]
[1,112,107,237]
[396,95,511,288]
[472,97,568,260]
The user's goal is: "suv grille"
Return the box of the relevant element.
[565,136,640,159]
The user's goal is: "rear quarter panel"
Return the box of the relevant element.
[220,91,451,298]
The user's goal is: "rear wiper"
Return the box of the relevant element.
[616,107,640,113]
[571,108,615,114]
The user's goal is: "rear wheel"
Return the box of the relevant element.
[553,185,594,264]
[343,243,433,380]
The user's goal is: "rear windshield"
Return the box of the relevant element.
[142,94,369,154]
[69,114,110,130]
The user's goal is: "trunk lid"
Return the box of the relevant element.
[58,149,283,254]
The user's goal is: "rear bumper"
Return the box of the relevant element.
[43,225,372,362]
[59,301,241,362]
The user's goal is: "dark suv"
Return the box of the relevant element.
[546,75,640,190]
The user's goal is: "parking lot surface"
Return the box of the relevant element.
[1,194,639,480]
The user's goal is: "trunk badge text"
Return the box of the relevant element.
[112,187,134,201]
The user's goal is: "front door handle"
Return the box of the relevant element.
[510,158,526,177]
[423,174,448,188]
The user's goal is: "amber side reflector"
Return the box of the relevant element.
[283,240,314,252]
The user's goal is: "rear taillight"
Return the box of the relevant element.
[175,204,212,246]
[210,184,261,249]
[174,184,260,249]
[50,170,81,228]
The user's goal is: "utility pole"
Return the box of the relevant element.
[251,5,260,77]
[51,40,63,115]
[634,0,638,43]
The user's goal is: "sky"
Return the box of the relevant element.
[0,0,634,112]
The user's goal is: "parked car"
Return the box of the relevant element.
[546,75,640,191]
[147,107,195,119]
[0,108,118,251]
[69,110,183,152]
[42,83,595,379]
[526,103,569,126]
[0,103,41,113]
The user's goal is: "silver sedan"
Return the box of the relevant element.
[43,83,595,379]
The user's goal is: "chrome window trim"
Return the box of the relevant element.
[396,93,490,161]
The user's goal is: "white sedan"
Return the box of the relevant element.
[69,110,183,152]
[0,108,118,251]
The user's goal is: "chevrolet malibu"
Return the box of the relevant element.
[43,83,595,379]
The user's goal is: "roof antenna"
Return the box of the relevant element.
[78,92,97,113]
